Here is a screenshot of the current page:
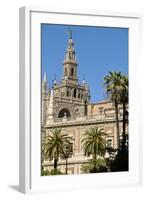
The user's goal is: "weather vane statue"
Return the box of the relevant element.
[68,29,72,39]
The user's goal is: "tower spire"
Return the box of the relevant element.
[83,74,86,84]
[42,69,47,93]
[46,88,54,124]
[43,71,47,82]
[42,69,48,126]
[68,30,72,39]
[63,30,78,81]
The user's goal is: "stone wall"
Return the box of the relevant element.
[43,117,123,174]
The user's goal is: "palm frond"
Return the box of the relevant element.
[81,127,107,159]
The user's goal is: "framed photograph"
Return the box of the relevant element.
[19,7,142,193]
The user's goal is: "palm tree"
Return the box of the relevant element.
[81,127,107,172]
[45,128,73,170]
[119,75,128,149]
[104,71,123,148]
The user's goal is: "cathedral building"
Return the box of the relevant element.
[41,31,126,174]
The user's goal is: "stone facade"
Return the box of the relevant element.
[41,31,128,174]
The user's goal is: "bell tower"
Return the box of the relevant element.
[63,30,78,82]
[46,30,90,124]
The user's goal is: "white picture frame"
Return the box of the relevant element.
[19,6,142,194]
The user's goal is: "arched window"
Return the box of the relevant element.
[69,52,72,59]
[85,100,88,115]
[65,68,67,76]
[66,91,69,96]
[58,108,71,118]
[74,89,76,98]
[71,68,74,77]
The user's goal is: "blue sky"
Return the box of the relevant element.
[41,24,128,103]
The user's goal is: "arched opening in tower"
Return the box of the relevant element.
[58,108,71,118]
[71,68,74,77]
[65,67,67,76]
[85,100,88,116]
[73,89,76,97]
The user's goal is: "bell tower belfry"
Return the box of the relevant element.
[46,30,90,124]
[63,31,78,82]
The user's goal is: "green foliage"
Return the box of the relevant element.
[104,71,129,149]
[81,159,107,173]
[81,127,107,159]
[41,168,63,176]
[49,169,63,175]
[118,75,128,105]
[44,128,73,169]
[81,127,107,173]
[109,148,128,172]
[41,169,50,176]
[104,71,124,103]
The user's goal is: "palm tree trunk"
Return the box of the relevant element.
[115,100,120,149]
[122,102,126,149]
[54,158,58,170]
[93,146,97,172]
[65,158,68,175]
[54,147,59,170]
